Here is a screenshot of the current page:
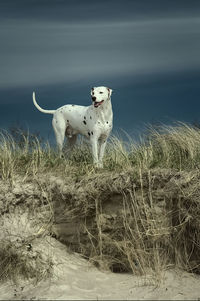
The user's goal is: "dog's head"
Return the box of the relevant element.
[91,86,112,108]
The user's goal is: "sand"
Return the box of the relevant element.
[0,237,199,300]
[0,176,200,301]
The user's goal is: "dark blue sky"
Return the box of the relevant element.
[0,0,200,142]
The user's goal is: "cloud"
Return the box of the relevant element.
[0,17,200,88]
[1,0,200,23]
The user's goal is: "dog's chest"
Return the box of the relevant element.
[95,118,112,132]
[82,109,112,136]
[92,108,113,135]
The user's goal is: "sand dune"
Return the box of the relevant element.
[0,237,199,300]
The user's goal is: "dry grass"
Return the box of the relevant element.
[0,239,53,284]
[0,122,200,283]
[1,122,200,178]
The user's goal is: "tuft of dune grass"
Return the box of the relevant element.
[1,122,200,179]
[128,122,200,170]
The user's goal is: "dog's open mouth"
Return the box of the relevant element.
[94,100,104,108]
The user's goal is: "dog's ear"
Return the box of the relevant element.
[107,87,113,97]
[91,87,94,95]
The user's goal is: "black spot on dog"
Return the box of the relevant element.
[91,131,93,135]
[88,132,90,136]
[83,121,87,125]
[67,120,69,122]
[84,116,86,119]
[90,116,92,119]
[107,121,109,124]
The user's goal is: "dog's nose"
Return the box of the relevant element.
[92,96,96,102]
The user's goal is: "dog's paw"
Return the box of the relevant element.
[94,162,103,169]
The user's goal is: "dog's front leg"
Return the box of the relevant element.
[90,137,99,167]
[98,139,107,168]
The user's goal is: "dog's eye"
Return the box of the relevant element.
[99,92,103,94]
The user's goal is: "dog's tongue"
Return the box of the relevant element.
[94,100,104,107]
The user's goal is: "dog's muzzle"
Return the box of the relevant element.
[92,96,105,108]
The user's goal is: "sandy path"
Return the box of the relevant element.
[0,238,199,300]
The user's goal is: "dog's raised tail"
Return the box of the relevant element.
[32,92,55,114]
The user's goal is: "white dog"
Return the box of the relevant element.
[32,86,113,168]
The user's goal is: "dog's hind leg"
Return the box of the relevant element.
[52,118,66,155]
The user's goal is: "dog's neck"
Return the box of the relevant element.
[92,97,113,123]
